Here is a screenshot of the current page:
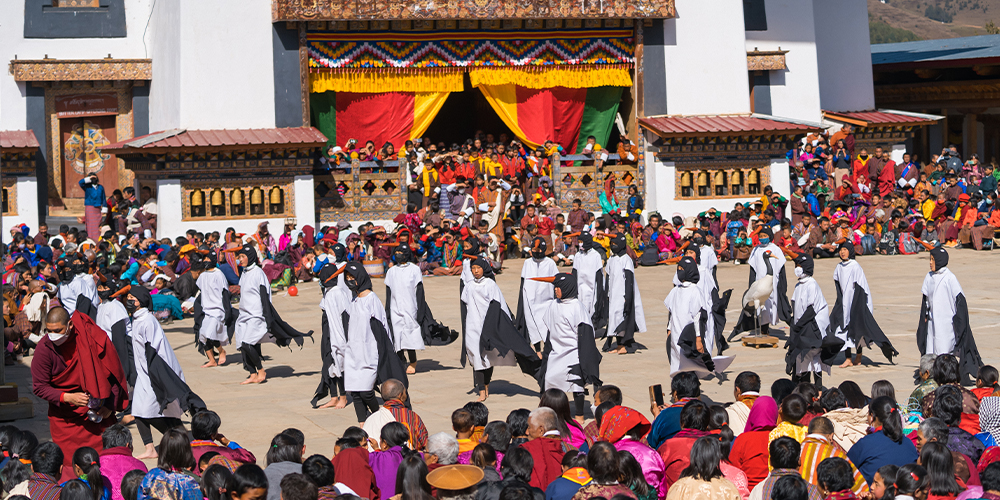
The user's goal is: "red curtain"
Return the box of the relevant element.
[335,92,414,149]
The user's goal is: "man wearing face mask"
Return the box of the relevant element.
[535,272,601,422]
[340,262,409,424]
[828,242,897,368]
[515,237,558,355]
[94,277,135,392]
[916,247,982,385]
[229,244,312,385]
[31,306,129,475]
[57,257,100,319]
[730,226,792,340]
[600,234,645,354]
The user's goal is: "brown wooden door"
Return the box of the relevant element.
[62,115,118,198]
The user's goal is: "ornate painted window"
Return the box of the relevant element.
[1,179,15,216]
[675,163,769,200]
[182,180,294,221]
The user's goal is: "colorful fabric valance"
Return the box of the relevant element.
[469,66,632,89]
[310,71,464,93]
[308,28,634,69]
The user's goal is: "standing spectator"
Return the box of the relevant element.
[79,173,106,240]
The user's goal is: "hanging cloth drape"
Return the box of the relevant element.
[477,84,624,154]
[469,66,632,90]
[310,71,464,94]
[310,91,449,150]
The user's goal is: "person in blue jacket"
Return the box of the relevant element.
[79,173,106,240]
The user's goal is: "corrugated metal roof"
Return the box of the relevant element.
[872,34,1000,66]
[822,109,941,127]
[101,127,328,152]
[639,114,819,137]
[0,130,40,150]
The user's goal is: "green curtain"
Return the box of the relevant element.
[576,86,623,154]
[310,91,337,147]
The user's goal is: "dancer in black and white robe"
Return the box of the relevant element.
[313,261,351,409]
[602,234,645,354]
[786,254,840,386]
[730,226,792,339]
[536,273,601,419]
[385,244,457,375]
[572,233,606,327]
[126,286,204,460]
[516,237,558,353]
[230,244,311,384]
[917,247,983,385]
[342,262,408,424]
[192,258,233,367]
[673,243,731,358]
[95,277,134,389]
[461,257,539,402]
[828,242,897,367]
[664,257,734,378]
[58,258,100,318]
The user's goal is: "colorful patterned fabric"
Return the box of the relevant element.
[598,406,650,443]
[308,29,634,69]
[384,399,429,450]
[799,435,868,497]
[980,397,1000,446]
[907,379,938,415]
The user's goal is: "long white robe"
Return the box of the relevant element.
[385,263,425,351]
[791,276,830,374]
[543,297,589,393]
[832,259,873,351]
[747,243,786,325]
[519,257,558,344]
[700,246,719,277]
[320,264,351,379]
[572,248,604,319]
[130,308,184,419]
[58,273,100,312]
[196,268,230,345]
[663,282,733,377]
[922,267,962,355]
[605,254,646,336]
[233,264,273,347]
[672,262,718,353]
[95,300,131,342]
[461,277,517,371]
[344,292,389,392]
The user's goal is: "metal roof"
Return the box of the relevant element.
[101,127,328,153]
[0,130,40,150]
[872,34,1000,67]
[822,109,942,127]
[639,114,821,137]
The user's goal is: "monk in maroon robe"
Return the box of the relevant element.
[31,307,128,477]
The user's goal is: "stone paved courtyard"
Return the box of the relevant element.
[7,250,999,466]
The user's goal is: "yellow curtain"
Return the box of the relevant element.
[411,92,450,140]
[475,83,539,149]
[469,66,632,89]
[310,71,464,93]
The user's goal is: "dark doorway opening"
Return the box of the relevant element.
[421,89,513,147]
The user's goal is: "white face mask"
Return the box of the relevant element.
[794,267,805,278]
[48,333,68,345]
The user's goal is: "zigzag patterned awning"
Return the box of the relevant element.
[308,29,634,69]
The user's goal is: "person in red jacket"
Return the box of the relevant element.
[729,396,779,489]
[657,399,713,492]
[521,407,574,490]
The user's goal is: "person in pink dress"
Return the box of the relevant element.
[599,405,666,498]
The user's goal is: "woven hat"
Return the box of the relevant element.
[426,465,484,491]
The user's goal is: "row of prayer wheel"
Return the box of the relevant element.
[678,168,761,197]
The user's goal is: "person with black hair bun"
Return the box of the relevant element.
[368,422,410,499]
[931,385,985,463]
[891,463,928,500]
[847,397,918,485]
[66,447,110,500]
[201,464,233,500]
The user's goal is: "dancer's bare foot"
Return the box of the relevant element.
[218,348,227,366]
[256,369,267,383]
[852,352,863,366]
[240,374,258,385]
[333,396,348,409]
[202,360,218,368]
[615,346,628,355]
[317,399,339,409]
[135,444,158,460]
[839,358,856,368]
[406,363,416,375]
[476,387,489,402]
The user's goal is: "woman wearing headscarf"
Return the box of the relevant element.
[598,406,665,498]
[729,396,778,489]
[230,244,312,385]
[313,261,351,409]
[828,241,897,368]
[600,234,645,354]
[785,254,840,387]
[664,257,733,378]
[461,257,539,402]
[515,237,558,354]
[535,273,601,422]
[917,247,983,386]
[341,262,408,424]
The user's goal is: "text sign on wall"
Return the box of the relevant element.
[55,94,118,118]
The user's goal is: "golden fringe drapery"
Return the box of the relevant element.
[469,66,633,89]
[310,70,465,93]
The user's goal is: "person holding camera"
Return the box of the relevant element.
[79,173,106,240]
